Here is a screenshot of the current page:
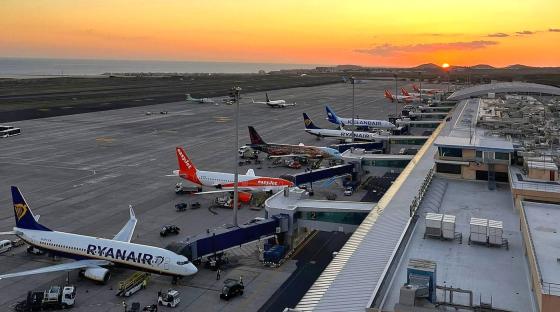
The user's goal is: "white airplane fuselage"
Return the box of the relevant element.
[335,117,395,129]
[14,227,197,276]
[174,169,292,192]
[305,128,380,141]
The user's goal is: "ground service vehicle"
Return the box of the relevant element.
[158,289,180,308]
[14,285,76,311]
[175,202,188,211]
[142,304,158,312]
[175,183,202,194]
[160,225,180,237]
[116,272,150,297]
[220,279,244,300]
[238,146,259,159]
[26,245,45,255]
[0,239,12,253]
[344,187,354,196]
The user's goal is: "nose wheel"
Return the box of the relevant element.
[172,276,178,285]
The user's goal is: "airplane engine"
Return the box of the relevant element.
[239,191,252,203]
[81,267,111,284]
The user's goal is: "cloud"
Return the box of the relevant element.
[354,40,498,57]
[549,28,560,32]
[487,32,509,37]
[515,30,535,35]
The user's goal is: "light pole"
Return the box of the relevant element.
[231,86,241,227]
[350,76,355,142]
[418,71,422,103]
[393,73,398,116]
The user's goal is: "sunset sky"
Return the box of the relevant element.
[1,0,559,67]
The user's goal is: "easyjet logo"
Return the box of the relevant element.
[14,203,28,221]
[178,150,192,170]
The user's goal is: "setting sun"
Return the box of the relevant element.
[442,63,450,68]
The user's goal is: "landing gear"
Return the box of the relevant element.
[172,276,178,285]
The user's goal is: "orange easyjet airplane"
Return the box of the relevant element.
[172,147,294,202]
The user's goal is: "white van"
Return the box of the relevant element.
[0,240,13,254]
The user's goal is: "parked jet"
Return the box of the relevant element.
[173,147,294,200]
[248,126,341,159]
[412,84,444,94]
[384,90,416,103]
[325,106,395,129]
[401,88,434,100]
[0,187,197,283]
[251,93,295,108]
[303,113,381,141]
[186,94,214,103]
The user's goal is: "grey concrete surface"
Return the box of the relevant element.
[381,178,535,311]
[0,80,405,311]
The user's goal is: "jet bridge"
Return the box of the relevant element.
[166,215,288,261]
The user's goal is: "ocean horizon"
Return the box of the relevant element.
[0,57,324,77]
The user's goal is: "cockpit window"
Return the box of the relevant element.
[177,260,190,265]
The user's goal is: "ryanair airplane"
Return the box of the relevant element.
[0,186,197,283]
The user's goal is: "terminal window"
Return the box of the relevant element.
[436,163,461,174]
[439,147,462,158]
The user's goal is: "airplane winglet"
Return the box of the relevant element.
[128,205,136,220]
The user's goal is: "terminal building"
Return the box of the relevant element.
[285,82,560,312]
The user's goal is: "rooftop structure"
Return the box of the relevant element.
[520,201,560,309]
[448,82,560,100]
[381,178,534,311]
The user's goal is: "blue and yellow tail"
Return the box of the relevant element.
[11,186,51,231]
[303,113,320,130]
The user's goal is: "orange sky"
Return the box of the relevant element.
[1,0,559,67]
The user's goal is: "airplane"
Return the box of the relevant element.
[186,93,214,103]
[412,84,444,94]
[341,76,367,84]
[248,126,341,159]
[401,88,434,100]
[0,186,198,283]
[325,106,395,129]
[303,113,383,141]
[173,147,294,201]
[384,90,417,103]
[251,93,295,108]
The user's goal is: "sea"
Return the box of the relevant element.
[0,57,322,78]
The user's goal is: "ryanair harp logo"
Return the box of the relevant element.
[14,203,28,221]
[304,118,312,126]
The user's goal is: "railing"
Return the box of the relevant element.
[542,281,560,296]
[409,167,435,216]
[512,180,560,193]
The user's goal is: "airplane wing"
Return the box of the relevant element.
[112,206,137,242]
[192,189,255,195]
[0,231,17,235]
[268,154,313,159]
[0,259,110,280]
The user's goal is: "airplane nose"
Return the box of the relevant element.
[187,263,198,275]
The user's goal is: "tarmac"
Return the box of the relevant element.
[0,79,413,311]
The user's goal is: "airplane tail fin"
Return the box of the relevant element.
[401,87,410,96]
[325,106,341,124]
[384,90,394,102]
[11,186,51,231]
[175,147,201,184]
[248,126,266,145]
[412,84,420,92]
[265,93,270,102]
[303,113,320,129]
